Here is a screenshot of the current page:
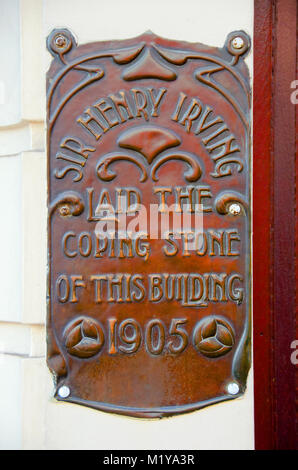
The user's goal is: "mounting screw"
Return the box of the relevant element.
[226,31,250,59]
[232,37,245,49]
[227,382,240,395]
[59,205,71,216]
[48,29,74,56]
[229,203,241,215]
[57,385,70,398]
[54,34,67,48]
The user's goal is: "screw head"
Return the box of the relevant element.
[54,34,67,48]
[232,37,245,49]
[48,29,73,56]
[57,385,70,398]
[59,205,70,216]
[229,203,241,215]
[227,382,240,395]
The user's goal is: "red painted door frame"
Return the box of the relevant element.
[253,0,297,449]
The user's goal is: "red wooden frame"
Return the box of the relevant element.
[253,0,297,450]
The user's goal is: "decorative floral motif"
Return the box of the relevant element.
[193,316,235,358]
[96,125,202,183]
[64,317,105,358]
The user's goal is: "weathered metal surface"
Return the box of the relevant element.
[47,30,251,418]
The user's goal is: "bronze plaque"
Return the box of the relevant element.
[47,30,251,417]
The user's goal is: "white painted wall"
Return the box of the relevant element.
[0,0,254,449]
[0,0,21,125]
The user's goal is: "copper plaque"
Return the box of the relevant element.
[47,30,251,417]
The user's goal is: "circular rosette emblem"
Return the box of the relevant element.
[64,317,104,358]
[193,316,235,358]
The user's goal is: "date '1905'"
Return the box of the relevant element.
[64,316,235,359]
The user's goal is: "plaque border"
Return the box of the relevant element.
[46,30,252,418]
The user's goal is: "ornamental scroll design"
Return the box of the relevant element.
[95,125,203,184]
[47,30,250,133]
[50,191,85,217]
[153,31,251,131]
[47,29,145,130]
[215,191,248,216]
